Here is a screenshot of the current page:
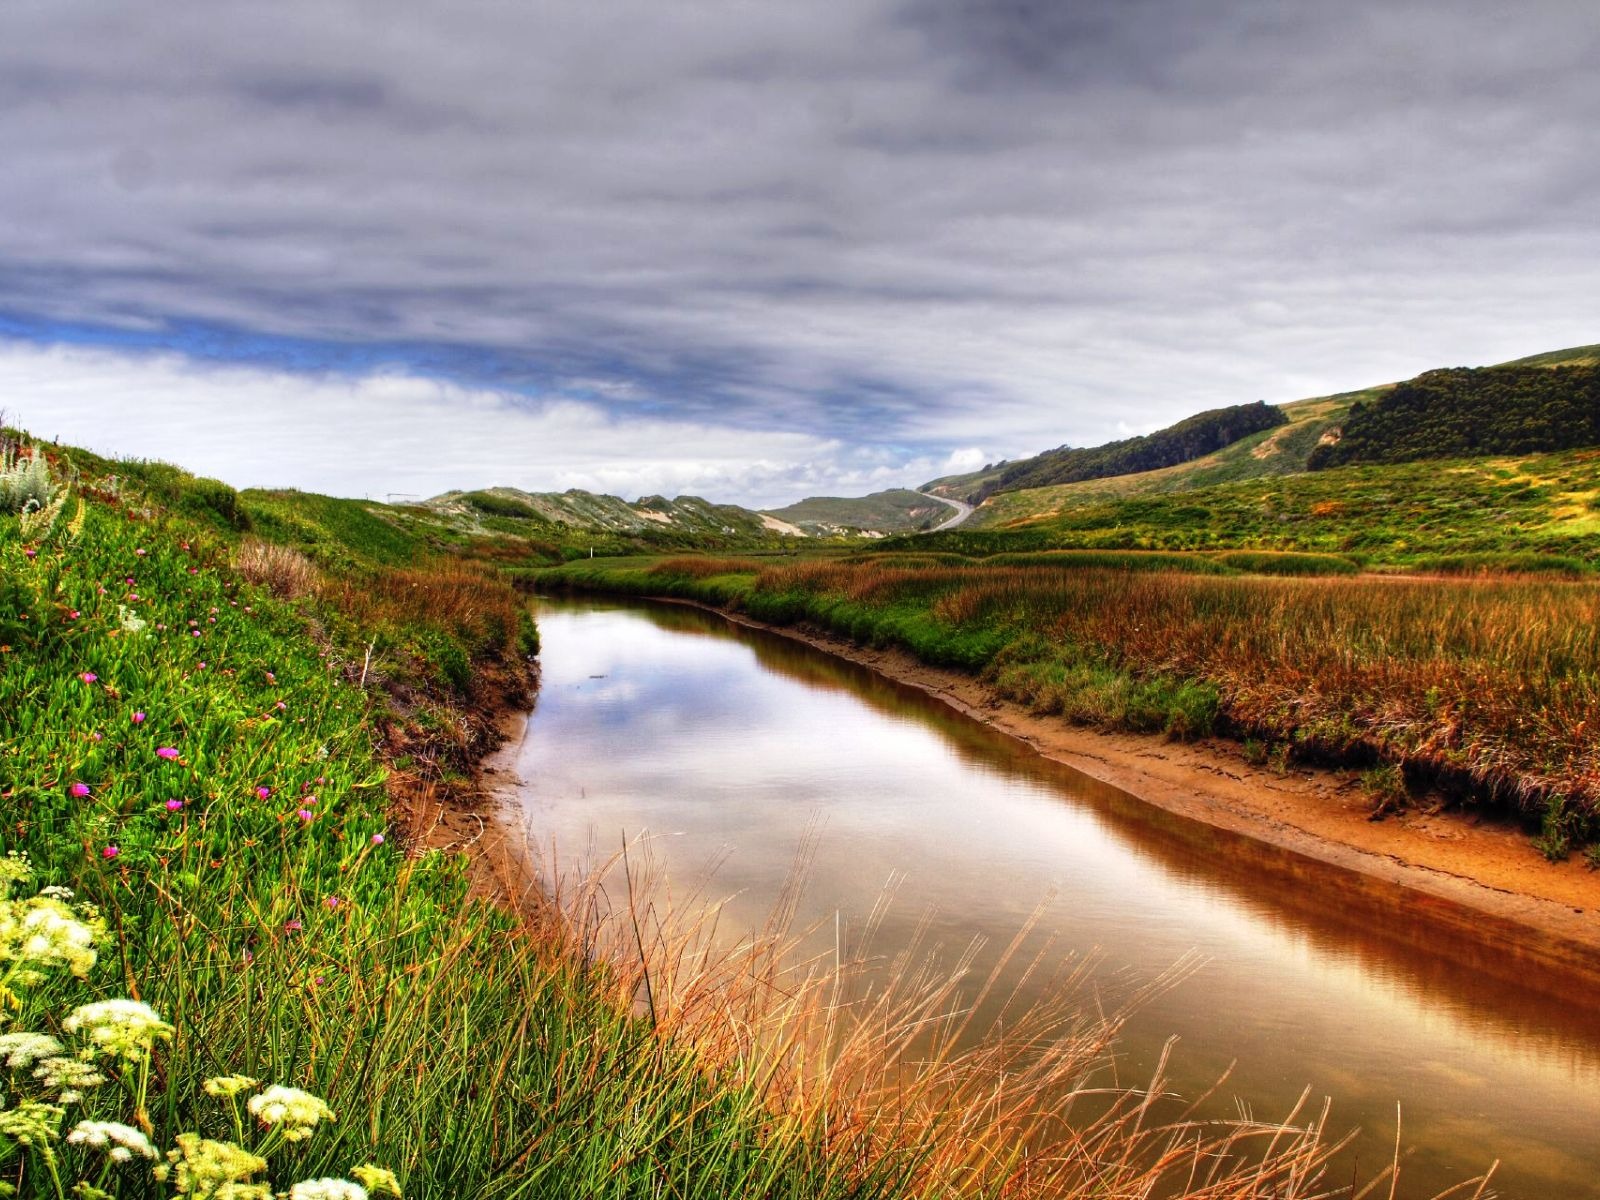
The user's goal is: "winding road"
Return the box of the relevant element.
[917,490,975,531]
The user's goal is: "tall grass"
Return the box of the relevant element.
[545,555,1600,838]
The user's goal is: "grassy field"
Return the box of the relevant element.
[543,554,1600,859]
[2,438,1382,1198]
[911,447,1600,570]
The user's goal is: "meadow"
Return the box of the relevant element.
[1,438,1399,1197]
[544,554,1600,858]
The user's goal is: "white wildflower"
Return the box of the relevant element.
[0,889,104,983]
[66,1120,156,1161]
[0,1098,63,1145]
[350,1165,402,1197]
[246,1084,334,1141]
[38,885,73,900]
[289,1179,368,1200]
[202,1073,260,1098]
[35,1054,106,1102]
[162,1133,270,1198]
[0,852,31,890]
[64,998,173,1062]
[116,604,147,634]
[0,1030,63,1068]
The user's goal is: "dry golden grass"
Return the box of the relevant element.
[743,560,1600,814]
[550,841,1496,1200]
[232,537,322,598]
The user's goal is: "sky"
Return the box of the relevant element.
[2,0,1597,507]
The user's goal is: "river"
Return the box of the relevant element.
[497,596,1600,1198]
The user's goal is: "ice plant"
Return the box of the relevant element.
[297,809,313,822]
[102,845,119,860]
[256,786,271,800]
[131,711,145,724]
[156,747,179,759]
[370,833,384,846]
[70,782,90,798]
[166,799,184,812]
[80,672,96,683]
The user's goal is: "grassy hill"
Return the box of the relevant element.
[943,342,1600,542]
[763,488,949,535]
[1308,362,1600,470]
[942,402,1288,504]
[895,447,1600,569]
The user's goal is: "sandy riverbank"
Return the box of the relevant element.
[627,597,1600,982]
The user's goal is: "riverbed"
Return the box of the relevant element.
[495,596,1600,1198]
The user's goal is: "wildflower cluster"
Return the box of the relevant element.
[62,999,173,1063]
[247,1084,336,1142]
[0,860,105,998]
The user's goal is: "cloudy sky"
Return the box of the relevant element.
[2,0,1597,506]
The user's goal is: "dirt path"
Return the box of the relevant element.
[917,490,975,531]
[647,599,1600,980]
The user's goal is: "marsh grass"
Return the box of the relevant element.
[546,555,1600,836]
[537,840,1496,1200]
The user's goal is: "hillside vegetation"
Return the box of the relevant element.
[922,447,1600,569]
[1308,363,1600,469]
[763,489,949,535]
[936,402,1286,504]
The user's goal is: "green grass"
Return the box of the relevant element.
[0,449,911,1200]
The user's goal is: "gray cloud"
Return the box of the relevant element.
[1,0,1597,502]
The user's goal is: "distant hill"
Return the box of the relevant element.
[945,341,1599,531]
[429,487,784,539]
[762,488,949,535]
[1307,363,1600,470]
[928,402,1287,504]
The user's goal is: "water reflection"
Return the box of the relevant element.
[504,597,1600,1198]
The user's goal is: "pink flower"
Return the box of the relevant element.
[91,732,103,742]
[296,809,314,822]
[156,747,179,760]
[325,896,342,909]
[256,786,271,800]
[67,610,79,620]
[134,549,145,557]
[131,711,145,724]
[191,630,200,638]
[285,919,303,932]
[275,702,286,711]
[24,548,36,559]
[102,845,119,860]
[80,672,97,683]
[180,542,190,551]
[166,799,183,812]
[371,833,384,846]
[70,782,90,798]
[264,671,275,683]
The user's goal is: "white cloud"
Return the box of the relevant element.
[1,340,941,507]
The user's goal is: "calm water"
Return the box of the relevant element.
[501,597,1600,1198]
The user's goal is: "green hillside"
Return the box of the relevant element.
[1308,363,1600,470]
[763,488,949,535]
[949,341,1599,534]
[897,446,1600,569]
